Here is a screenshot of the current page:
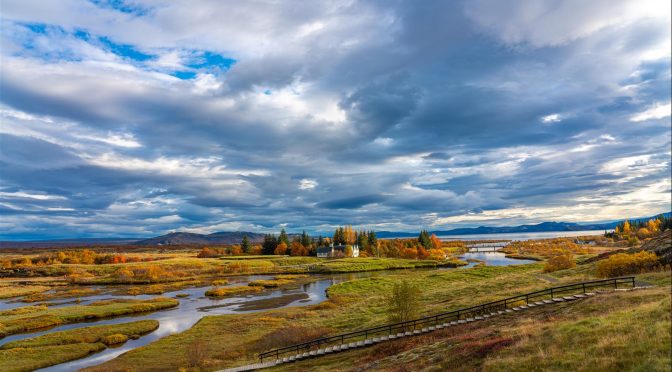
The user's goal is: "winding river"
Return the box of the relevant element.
[1,253,533,371]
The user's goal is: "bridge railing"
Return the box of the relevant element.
[258,276,635,362]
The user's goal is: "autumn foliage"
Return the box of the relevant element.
[543,249,575,272]
[596,251,660,277]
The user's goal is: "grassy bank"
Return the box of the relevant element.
[0,320,159,372]
[84,261,670,371]
[1,343,106,372]
[0,298,177,337]
[1,319,159,348]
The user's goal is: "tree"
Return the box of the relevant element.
[418,230,432,249]
[368,231,378,256]
[333,227,345,245]
[262,234,278,255]
[622,220,632,234]
[430,234,442,250]
[241,235,251,254]
[279,228,290,247]
[357,231,369,251]
[344,225,356,245]
[345,245,353,258]
[387,280,421,325]
[274,242,288,255]
[300,230,311,248]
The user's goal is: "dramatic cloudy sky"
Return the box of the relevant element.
[0,0,670,239]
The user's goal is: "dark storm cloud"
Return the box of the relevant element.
[0,0,669,239]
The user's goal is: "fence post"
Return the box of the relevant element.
[525,294,528,305]
[582,283,585,294]
[615,279,618,289]
[550,288,553,299]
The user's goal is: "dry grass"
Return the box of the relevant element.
[205,286,264,297]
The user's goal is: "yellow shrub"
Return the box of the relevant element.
[101,333,128,345]
[596,251,660,277]
[543,249,575,272]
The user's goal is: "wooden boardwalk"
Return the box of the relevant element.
[219,286,646,372]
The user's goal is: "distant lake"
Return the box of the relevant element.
[438,230,605,241]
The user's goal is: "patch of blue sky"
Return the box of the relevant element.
[97,36,153,61]
[167,51,236,80]
[186,51,236,70]
[171,71,197,80]
[15,22,82,62]
[88,0,151,16]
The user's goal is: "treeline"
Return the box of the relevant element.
[197,227,451,260]
[1,250,156,269]
[605,214,671,246]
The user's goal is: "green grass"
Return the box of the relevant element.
[85,262,670,372]
[1,320,159,349]
[0,285,51,299]
[0,298,177,337]
[0,343,106,372]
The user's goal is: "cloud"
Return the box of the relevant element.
[0,0,669,239]
[630,102,671,122]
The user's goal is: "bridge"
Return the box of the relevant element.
[466,241,510,252]
[221,277,637,371]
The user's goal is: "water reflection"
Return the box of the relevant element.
[459,251,536,266]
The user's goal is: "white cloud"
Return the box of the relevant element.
[630,102,671,122]
[540,113,562,123]
[299,179,318,190]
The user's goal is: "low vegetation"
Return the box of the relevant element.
[0,320,159,372]
[0,284,51,299]
[205,286,263,297]
[83,256,670,372]
[596,251,662,277]
[0,298,177,337]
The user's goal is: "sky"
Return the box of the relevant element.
[0,0,670,240]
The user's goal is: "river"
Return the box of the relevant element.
[1,254,533,371]
[438,230,604,241]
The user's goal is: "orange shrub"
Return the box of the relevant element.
[274,242,288,255]
[596,251,660,277]
[543,249,575,272]
[428,249,446,261]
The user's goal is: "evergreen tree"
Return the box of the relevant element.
[279,228,290,246]
[333,227,346,245]
[262,234,278,255]
[357,231,368,250]
[317,236,324,247]
[241,235,251,254]
[418,230,432,249]
[367,230,378,248]
[301,230,311,248]
[368,230,379,256]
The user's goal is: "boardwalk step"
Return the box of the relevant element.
[229,282,624,371]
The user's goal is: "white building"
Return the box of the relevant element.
[316,244,360,258]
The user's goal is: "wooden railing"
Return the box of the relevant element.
[258,277,635,362]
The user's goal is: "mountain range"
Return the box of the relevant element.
[1,212,668,248]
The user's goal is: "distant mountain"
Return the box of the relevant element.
[2,212,668,248]
[134,231,265,246]
[0,238,140,249]
[376,212,671,238]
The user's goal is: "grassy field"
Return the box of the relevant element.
[81,258,670,372]
[0,284,52,299]
[0,297,177,337]
[1,343,106,372]
[0,320,159,372]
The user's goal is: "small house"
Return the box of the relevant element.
[316,244,360,258]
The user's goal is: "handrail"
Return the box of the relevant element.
[258,276,635,362]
